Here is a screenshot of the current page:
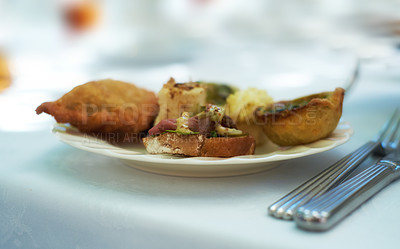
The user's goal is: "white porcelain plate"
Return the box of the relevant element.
[53,122,353,177]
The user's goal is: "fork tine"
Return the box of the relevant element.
[268,141,378,219]
[268,109,400,220]
[294,109,400,231]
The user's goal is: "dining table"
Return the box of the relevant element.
[1,40,400,249]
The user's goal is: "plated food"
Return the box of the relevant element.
[144,105,255,157]
[226,88,274,145]
[37,77,346,158]
[255,88,345,146]
[53,121,353,177]
[36,79,158,138]
[154,78,207,125]
[154,77,236,125]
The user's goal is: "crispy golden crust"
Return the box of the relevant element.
[255,88,344,146]
[36,79,159,134]
[143,133,255,157]
[200,136,255,157]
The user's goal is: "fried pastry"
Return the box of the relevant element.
[255,88,344,146]
[36,79,158,134]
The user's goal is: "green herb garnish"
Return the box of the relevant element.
[165,130,199,135]
[210,130,218,137]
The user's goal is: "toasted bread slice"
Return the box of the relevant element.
[143,133,255,157]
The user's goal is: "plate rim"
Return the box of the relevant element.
[52,122,353,166]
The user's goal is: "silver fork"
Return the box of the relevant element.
[295,109,400,231]
[268,109,399,220]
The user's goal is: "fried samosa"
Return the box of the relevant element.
[36,79,158,134]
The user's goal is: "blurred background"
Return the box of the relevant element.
[0,0,399,131]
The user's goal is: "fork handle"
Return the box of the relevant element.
[294,160,400,231]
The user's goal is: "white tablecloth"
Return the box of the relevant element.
[1,59,400,249]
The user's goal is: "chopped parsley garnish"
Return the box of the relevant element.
[210,130,218,137]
